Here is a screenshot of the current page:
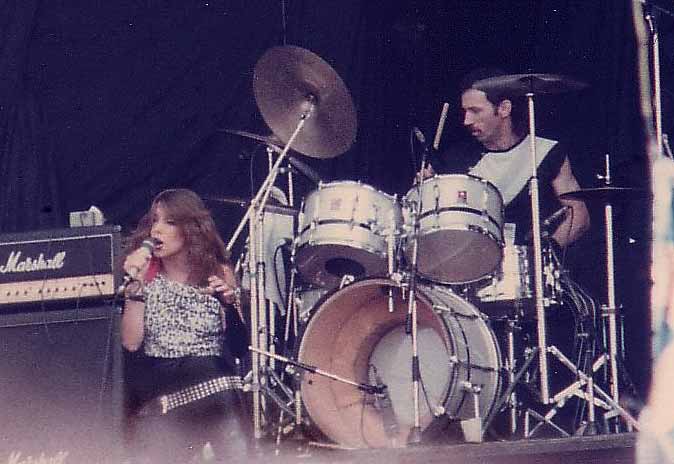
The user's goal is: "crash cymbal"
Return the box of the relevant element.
[474,73,588,97]
[559,187,649,203]
[253,45,357,159]
[203,191,299,216]
[219,128,284,152]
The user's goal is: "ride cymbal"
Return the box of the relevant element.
[559,187,649,204]
[253,46,357,159]
[474,73,588,97]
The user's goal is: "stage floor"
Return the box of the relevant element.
[259,432,637,464]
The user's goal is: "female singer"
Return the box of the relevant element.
[121,188,248,463]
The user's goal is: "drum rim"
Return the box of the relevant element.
[295,277,503,447]
[309,179,401,202]
[414,207,503,230]
[404,173,505,207]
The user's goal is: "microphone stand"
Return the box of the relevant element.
[226,98,315,442]
[249,346,383,395]
[405,133,430,444]
[403,109,447,444]
[643,0,674,158]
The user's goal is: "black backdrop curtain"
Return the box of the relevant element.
[0,0,662,396]
[1,1,647,230]
[0,0,61,232]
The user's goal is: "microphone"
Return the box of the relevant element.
[542,205,571,229]
[118,238,158,295]
[525,206,571,242]
[373,371,399,439]
[413,127,426,145]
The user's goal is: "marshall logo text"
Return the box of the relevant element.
[0,251,66,274]
[6,451,69,464]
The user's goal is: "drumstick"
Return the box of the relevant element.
[432,102,449,151]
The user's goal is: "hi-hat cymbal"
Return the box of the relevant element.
[559,187,649,203]
[474,73,588,97]
[253,46,357,159]
[219,128,284,152]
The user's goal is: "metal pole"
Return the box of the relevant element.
[527,93,551,404]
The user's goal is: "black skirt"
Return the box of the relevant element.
[124,353,249,462]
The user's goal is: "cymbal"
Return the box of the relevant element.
[203,195,299,216]
[203,195,248,207]
[473,73,588,97]
[253,45,357,159]
[218,128,322,184]
[559,187,649,203]
[219,128,284,152]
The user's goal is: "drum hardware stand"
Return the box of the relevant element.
[387,206,402,312]
[589,154,638,431]
[249,345,386,424]
[459,382,485,443]
[643,0,668,156]
[523,90,553,405]
[249,346,384,394]
[482,346,540,437]
[283,246,299,345]
[227,103,314,442]
[524,344,640,437]
[504,317,523,435]
[404,133,432,445]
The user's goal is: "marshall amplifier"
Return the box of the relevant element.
[0,225,122,307]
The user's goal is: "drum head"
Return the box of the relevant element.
[296,278,501,448]
[294,243,389,288]
[414,229,503,284]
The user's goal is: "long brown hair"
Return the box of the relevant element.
[126,188,230,286]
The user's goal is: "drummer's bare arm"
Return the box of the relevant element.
[551,156,590,247]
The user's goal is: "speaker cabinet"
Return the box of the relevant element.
[0,305,123,463]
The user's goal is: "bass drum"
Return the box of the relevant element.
[296,278,502,448]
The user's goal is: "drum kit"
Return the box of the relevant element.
[221,45,640,450]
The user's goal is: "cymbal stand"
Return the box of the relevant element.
[521,91,600,435]
[524,91,552,404]
[226,101,314,442]
[593,154,638,431]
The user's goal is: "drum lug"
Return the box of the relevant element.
[339,274,355,289]
[389,271,404,286]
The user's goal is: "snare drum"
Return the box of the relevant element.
[475,245,560,319]
[404,174,504,284]
[294,181,403,288]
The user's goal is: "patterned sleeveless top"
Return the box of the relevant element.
[142,274,224,358]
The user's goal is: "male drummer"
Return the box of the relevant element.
[420,68,590,248]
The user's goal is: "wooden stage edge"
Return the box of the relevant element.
[260,432,637,464]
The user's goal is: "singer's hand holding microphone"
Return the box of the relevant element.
[119,238,158,296]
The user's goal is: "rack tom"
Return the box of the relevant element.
[404,174,504,284]
[294,181,402,288]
